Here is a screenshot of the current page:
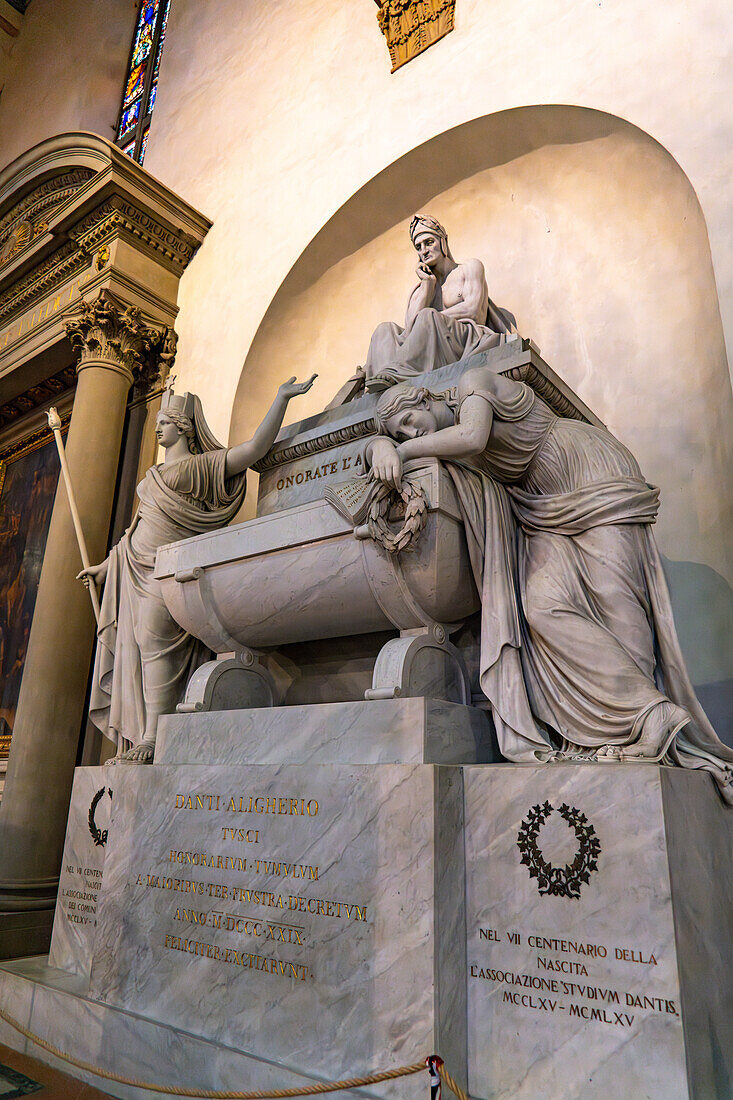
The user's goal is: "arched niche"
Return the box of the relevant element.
[231,106,732,585]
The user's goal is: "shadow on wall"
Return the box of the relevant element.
[662,557,733,748]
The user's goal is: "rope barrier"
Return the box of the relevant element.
[0,1004,473,1098]
[437,1062,471,1100]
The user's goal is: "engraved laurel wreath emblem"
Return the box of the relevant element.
[88,787,113,847]
[516,801,601,899]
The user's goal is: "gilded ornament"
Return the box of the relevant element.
[94,246,111,272]
[374,0,456,72]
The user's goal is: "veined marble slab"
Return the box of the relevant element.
[463,763,731,1100]
[156,698,498,766]
[0,955,385,1100]
[48,767,112,979]
[87,762,467,1097]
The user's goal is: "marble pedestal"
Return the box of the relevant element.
[0,708,730,1100]
[464,764,732,1100]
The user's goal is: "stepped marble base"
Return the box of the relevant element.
[0,720,729,1100]
[0,955,387,1100]
[464,764,732,1100]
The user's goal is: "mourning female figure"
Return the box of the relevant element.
[370,366,733,802]
[79,375,315,763]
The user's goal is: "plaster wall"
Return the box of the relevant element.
[0,0,133,160]
[138,0,733,426]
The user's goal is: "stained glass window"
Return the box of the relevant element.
[114,0,170,165]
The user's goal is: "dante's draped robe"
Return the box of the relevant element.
[442,369,733,802]
[89,449,246,753]
[364,298,514,385]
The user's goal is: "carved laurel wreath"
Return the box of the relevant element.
[88,786,113,847]
[516,801,601,900]
[366,475,428,553]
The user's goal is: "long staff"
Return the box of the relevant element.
[47,407,101,625]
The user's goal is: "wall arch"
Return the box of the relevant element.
[231,105,732,592]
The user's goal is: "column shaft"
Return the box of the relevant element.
[0,359,132,908]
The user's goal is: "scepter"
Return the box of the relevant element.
[47,407,101,626]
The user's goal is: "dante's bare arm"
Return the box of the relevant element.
[440,259,489,324]
[404,264,437,327]
[225,375,316,476]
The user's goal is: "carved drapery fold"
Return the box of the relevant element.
[374,0,456,72]
[64,290,177,395]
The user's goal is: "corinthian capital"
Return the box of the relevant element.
[64,290,177,393]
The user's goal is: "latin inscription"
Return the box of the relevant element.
[131,789,367,985]
[274,453,362,493]
[470,927,678,1031]
[60,864,103,926]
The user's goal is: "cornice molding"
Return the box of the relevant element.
[69,195,198,271]
[0,365,76,430]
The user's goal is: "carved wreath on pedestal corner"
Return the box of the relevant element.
[88,786,113,847]
[516,801,601,899]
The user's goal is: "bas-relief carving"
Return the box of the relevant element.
[0,168,94,269]
[464,766,697,1099]
[375,0,456,72]
[81,376,315,764]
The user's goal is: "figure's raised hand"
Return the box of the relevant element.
[278,374,317,401]
[77,560,108,588]
[370,437,403,490]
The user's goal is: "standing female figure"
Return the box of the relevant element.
[80,375,315,763]
[371,366,733,802]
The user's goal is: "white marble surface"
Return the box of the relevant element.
[87,762,465,1094]
[660,767,733,1096]
[156,698,497,766]
[464,764,689,1100]
[48,767,112,979]
[0,955,390,1100]
[156,460,477,653]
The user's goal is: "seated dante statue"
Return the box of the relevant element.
[364,214,515,392]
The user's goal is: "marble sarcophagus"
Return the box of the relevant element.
[155,342,599,710]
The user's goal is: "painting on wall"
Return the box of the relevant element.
[0,422,66,757]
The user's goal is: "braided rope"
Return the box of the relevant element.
[437,1063,472,1100]
[0,1004,425,1097]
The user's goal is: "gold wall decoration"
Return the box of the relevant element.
[374,0,456,72]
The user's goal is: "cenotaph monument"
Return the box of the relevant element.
[0,216,730,1100]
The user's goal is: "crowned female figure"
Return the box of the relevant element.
[370,366,733,802]
[80,374,315,763]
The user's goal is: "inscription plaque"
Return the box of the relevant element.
[88,762,465,1095]
[464,765,688,1100]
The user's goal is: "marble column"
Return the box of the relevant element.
[0,291,175,911]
